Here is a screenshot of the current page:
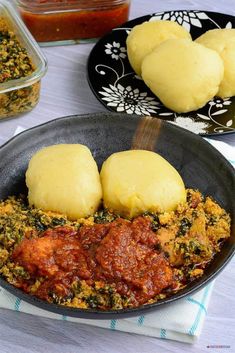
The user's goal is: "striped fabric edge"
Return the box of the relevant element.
[14,297,21,311]
[188,283,212,336]
[186,297,207,315]
[137,315,145,326]
[110,319,117,330]
[160,328,167,339]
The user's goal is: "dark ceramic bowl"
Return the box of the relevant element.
[0,113,234,319]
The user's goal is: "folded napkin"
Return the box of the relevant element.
[0,126,234,344]
[0,283,214,344]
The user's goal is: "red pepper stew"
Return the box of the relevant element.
[12,217,174,307]
[18,2,130,42]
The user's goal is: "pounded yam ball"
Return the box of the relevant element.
[100,150,186,218]
[126,20,191,76]
[26,144,102,220]
[195,29,235,98]
[141,38,224,113]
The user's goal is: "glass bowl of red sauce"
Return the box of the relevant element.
[13,0,131,46]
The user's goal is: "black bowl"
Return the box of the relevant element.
[0,112,234,319]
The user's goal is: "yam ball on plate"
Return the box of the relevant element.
[26,144,102,220]
[100,150,186,218]
[141,38,224,113]
[126,20,191,76]
[195,29,235,98]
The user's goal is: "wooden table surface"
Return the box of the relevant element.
[1,1,235,352]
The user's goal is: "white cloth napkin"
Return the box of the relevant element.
[0,126,234,344]
[0,282,214,344]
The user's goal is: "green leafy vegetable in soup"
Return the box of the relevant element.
[0,190,231,310]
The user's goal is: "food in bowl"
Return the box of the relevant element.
[195,29,235,98]
[100,149,186,218]
[126,20,191,76]
[141,38,224,113]
[0,145,231,310]
[26,144,102,220]
[0,1,47,119]
[126,20,235,113]
[13,0,131,45]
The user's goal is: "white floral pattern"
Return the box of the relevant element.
[99,84,160,115]
[150,11,209,31]
[105,42,126,60]
[209,97,232,109]
[169,117,210,134]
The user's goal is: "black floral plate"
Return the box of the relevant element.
[87,10,235,136]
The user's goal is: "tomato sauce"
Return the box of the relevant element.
[18,2,130,42]
[12,217,174,307]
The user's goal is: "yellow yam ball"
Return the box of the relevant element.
[126,20,191,76]
[100,150,186,218]
[196,29,235,98]
[26,144,102,220]
[141,38,224,113]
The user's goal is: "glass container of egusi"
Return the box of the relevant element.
[0,0,47,119]
[13,0,131,46]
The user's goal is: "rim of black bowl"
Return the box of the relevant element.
[0,112,234,319]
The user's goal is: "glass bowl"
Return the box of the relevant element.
[0,0,47,119]
[13,0,131,46]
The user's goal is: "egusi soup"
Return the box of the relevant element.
[0,189,230,310]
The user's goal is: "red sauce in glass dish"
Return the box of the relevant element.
[12,217,174,307]
[17,0,130,42]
